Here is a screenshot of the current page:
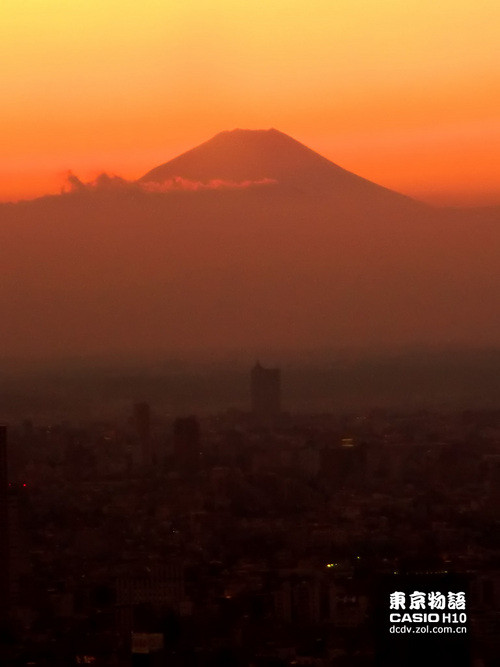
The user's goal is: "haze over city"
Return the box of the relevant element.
[0,0,499,406]
[0,126,499,366]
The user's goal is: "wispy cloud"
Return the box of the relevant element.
[63,172,277,194]
[141,176,277,192]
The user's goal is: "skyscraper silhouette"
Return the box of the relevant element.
[173,416,201,471]
[251,362,281,418]
[134,402,152,466]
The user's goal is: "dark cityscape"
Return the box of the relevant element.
[0,359,499,666]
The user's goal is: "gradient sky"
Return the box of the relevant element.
[1,0,499,205]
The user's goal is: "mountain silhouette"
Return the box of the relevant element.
[140,128,423,211]
[0,129,499,360]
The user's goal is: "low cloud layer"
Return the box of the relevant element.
[141,176,277,191]
[63,172,277,194]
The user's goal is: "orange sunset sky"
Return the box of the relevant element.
[1,0,499,205]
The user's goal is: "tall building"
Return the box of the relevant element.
[173,416,200,470]
[251,362,281,418]
[116,561,186,638]
[0,425,9,622]
[134,402,152,466]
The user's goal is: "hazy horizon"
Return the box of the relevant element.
[1,128,500,361]
[2,3,500,370]
[2,126,500,208]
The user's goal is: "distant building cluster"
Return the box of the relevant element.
[1,369,500,666]
[251,361,281,419]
